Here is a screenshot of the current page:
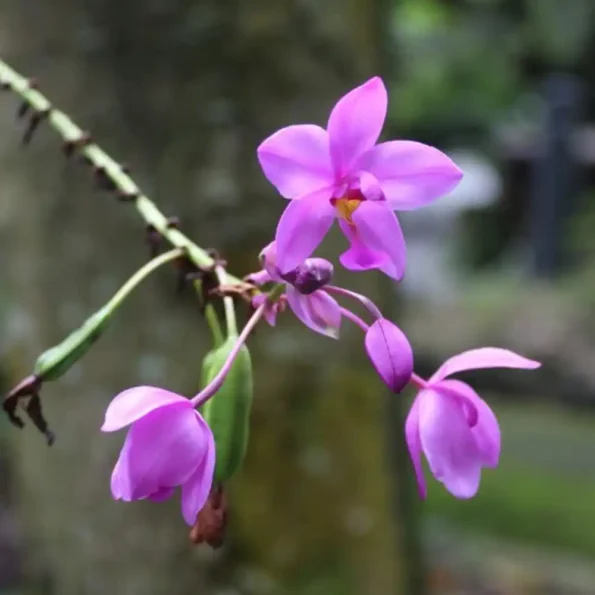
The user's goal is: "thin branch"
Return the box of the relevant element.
[0,58,241,285]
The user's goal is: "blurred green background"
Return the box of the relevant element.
[1,0,595,593]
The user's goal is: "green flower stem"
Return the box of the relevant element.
[33,248,184,381]
[0,58,241,284]
[215,265,238,337]
[204,302,224,347]
[106,248,184,312]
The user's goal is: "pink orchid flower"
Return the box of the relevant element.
[406,348,541,499]
[257,77,463,280]
[249,241,341,338]
[102,386,215,525]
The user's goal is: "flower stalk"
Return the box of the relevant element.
[4,248,185,440]
[0,58,241,285]
[191,303,265,408]
[328,286,383,319]
[33,248,185,382]
[215,265,238,337]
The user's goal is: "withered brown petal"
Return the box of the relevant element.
[189,484,228,549]
[3,375,41,429]
[24,394,55,446]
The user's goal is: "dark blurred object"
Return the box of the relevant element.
[0,456,22,591]
[530,73,583,277]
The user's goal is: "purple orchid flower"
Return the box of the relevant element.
[101,303,268,524]
[405,348,541,499]
[257,77,463,280]
[102,386,215,525]
[248,241,341,338]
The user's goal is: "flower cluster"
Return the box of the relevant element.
[103,77,540,537]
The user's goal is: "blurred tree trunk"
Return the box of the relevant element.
[0,1,401,594]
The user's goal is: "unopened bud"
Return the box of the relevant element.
[200,336,253,483]
[283,258,333,295]
[33,307,111,381]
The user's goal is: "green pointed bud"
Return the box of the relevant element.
[32,248,184,383]
[200,336,253,483]
[33,306,111,381]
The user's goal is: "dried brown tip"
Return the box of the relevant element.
[189,484,228,549]
[3,375,41,428]
[93,166,117,192]
[2,376,54,443]
[166,216,180,229]
[16,101,30,120]
[146,224,162,258]
[22,108,50,145]
[116,191,139,203]
[25,394,55,446]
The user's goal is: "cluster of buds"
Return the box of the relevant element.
[1,67,540,549]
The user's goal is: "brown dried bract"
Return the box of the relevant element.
[212,281,256,302]
[3,375,54,445]
[3,375,40,428]
[189,484,228,549]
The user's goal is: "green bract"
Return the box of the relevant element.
[200,336,253,483]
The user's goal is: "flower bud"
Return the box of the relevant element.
[200,336,254,483]
[365,318,413,393]
[34,307,111,381]
[283,258,333,295]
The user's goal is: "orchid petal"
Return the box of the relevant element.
[252,294,277,327]
[274,189,335,274]
[357,141,463,210]
[246,269,274,286]
[110,454,130,500]
[418,389,482,499]
[405,398,427,499]
[351,201,407,280]
[257,240,284,282]
[148,487,175,502]
[357,170,384,201]
[431,380,478,427]
[102,386,191,432]
[257,124,334,198]
[436,380,500,468]
[364,318,413,393]
[328,77,387,177]
[338,220,397,278]
[181,413,216,525]
[122,406,209,500]
[286,286,341,339]
[430,347,541,384]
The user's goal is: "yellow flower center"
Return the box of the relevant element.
[334,198,361,224]
[333,188,365,224]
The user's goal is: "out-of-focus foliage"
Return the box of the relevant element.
[525,0,595,67]
[391,0,595,144]
[393,0,524,142]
